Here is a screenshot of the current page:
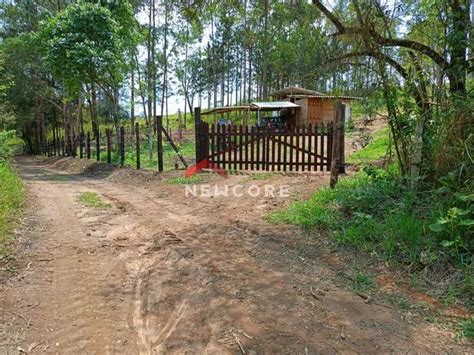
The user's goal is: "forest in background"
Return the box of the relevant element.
[0,0,472,317]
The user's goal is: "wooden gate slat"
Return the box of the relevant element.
[319,124,325,171]
[295,126,300,171]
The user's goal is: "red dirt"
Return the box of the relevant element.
[0,156,471,353]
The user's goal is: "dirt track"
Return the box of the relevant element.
[0,156,470,353]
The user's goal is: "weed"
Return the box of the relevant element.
[77,192,111,209]
[459,317,474,340]
[387,294,413,310]
[443,287,461,306]
[352,273,377,292]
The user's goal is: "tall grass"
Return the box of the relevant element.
[0,162,24,260]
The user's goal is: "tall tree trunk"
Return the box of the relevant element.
[131,62,135,133]
[147,0,154,161]
[261,0,269,99]
[78,90,83,133]
[90,83,98,136]
[248,46,252,102]
[160,0,170,133]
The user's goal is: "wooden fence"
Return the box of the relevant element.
[197,122,333,172]
[33,116,188,171]
[33,106,346,176]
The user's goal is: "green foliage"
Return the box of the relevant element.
[432,97,474,185]
[271,166,473,303]
[351,90,386,121]
[77,192,111,209]
[39,2,135,96]
[0,130,24,160]
[347,128,390,165]
[0,161,24,260]
[459,318,474,340]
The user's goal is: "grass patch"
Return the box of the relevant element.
[166,175,201,185]
[0,162,24,260]
[387,294,413,310]
[352,273,377,292]
[77,192,111,209]
[347,128,390,165]
[248,173,274,180]
[459,317,474,340]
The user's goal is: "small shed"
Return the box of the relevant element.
[201,101,300,128]
[271,86,360,126]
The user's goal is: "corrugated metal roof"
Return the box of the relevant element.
[251,101,300,109]
[289,94,362,100]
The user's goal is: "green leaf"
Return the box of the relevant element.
[436,217,450,224]
[441,240,456,247]
[429,223,445,232]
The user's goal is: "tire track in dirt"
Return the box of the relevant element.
[1,160,140,353]
[2,157,470,354]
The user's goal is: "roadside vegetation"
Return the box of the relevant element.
[0,130,24,262]
[347,128,390,165]
[270,107,473,318]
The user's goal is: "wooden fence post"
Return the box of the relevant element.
[87,132,91,159]
[79,132,84,159]
[330,100,343,188]
[156,116,163,172]
[96,130,100,161]
[339,107,346,174]
[56,133,60,156]
[70,134,76,158]
[135,123,140,170]
[120,126,125,167]
[194,107,202,164]
[106,129,112,164]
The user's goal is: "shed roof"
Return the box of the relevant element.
[201,105,252,116]
[289,94,362,100]
[201,101,300,116]
[251,101,300,109]
[271,86,326,98]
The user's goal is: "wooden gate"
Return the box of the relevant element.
[196,121,334,172]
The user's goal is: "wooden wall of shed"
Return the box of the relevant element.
[307,98,334,124]
[295,98,308,126]
[291,98,352,127]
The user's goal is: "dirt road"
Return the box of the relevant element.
[0,156,469,353]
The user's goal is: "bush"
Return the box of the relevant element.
[0,130,24,160]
